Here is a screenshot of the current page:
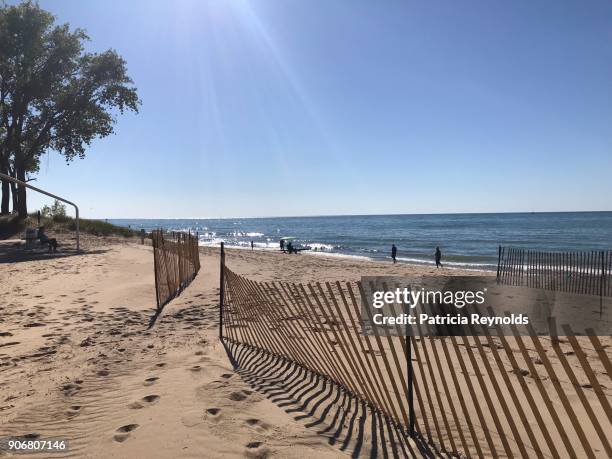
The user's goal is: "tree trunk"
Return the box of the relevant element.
[10,181,18,213]
[0,157,9,214]
[16,164,28,218]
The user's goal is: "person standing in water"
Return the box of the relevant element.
[435,246,443,268]
[391,244,397,264]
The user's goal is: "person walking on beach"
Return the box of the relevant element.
[391,244,397,264]
[280,239,285,252]
[435,246,443,268]
[251,240,254,250]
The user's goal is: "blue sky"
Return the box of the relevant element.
[23,0,612,218]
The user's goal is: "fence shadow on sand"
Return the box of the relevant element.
[222,340,437,459]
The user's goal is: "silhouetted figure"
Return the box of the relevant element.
[435,246,443,268]
[280,239,285,251]
[287,241,294,254]
[251,240,254,250]
[37,210,41,226]
[38,226,57,253]
[391,244,397,264]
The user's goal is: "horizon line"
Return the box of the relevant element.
[100,209,612,221]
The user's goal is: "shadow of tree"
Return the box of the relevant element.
[0,245,109,264]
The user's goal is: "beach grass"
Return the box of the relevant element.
[0,213,135,239]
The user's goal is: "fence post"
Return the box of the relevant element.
[152,230,160,311]
[496,245,502,283]
[404,302,415,436]
[220,242,225,340]
[601,251,605,317]
[407,335,415,436]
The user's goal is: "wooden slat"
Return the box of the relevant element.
[221,265,612,459]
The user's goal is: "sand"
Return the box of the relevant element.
[1,238,611,458]
[0,238,441,458]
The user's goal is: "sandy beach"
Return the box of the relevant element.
[2,1,611,457]
[0,236,470,458]
[1,236,611,458]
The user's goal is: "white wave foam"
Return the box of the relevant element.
[395,256,495,271]
[307,251,373,261]
[309,243,335,251]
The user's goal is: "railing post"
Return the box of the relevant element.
[220,242,225,340]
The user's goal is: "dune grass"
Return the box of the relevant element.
[0,213,135,239]
[64,217,135,237]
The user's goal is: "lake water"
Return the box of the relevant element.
[109,212,612,271]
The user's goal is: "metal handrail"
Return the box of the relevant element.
[0,172,79,252]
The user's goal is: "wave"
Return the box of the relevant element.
[307,251,374,261]
[307,252,495,271]
[196,239,496,271]
[309,243,335,251]
[394,256,496,271]
[227,231,265,238]
[198,239,279,249]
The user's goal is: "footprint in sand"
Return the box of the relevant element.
[229,391,248,402]
[142,394,160,404]
[220,373,234,379]
[205,407,222,423]
[66,405,82,418]
[245,441,271,459]
[155,363,166,368]
[129,395,160,409]
[20,433,41,441]
[97,370,110,377]
[190,365,203,372]
[143,377,159,386]
[61,382,82,397]
[113,424,139,443]
[245,419,270,432]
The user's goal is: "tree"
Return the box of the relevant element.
[0,124,8,213]
[0,1,139,217]
[40,199,66,219]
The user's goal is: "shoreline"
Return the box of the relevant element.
[198,242,498,272]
